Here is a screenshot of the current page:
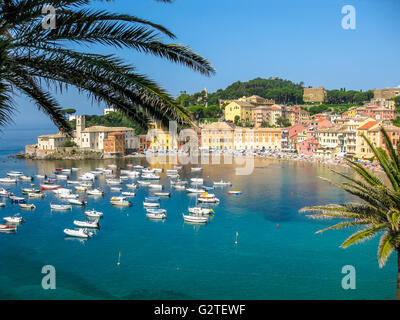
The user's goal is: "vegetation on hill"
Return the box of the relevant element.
[177,77,375,108]
[301,104,359,116]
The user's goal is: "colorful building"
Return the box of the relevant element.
[147,121,178,151]
[201,122,234,150]
[103,132,125,155]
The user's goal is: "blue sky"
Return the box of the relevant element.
[4,0,400,131]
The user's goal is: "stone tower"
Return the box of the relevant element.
[76,115,86,147]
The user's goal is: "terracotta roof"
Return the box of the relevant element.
[83,126,134,133]
[358,121,379,130]
[202,122,234,130]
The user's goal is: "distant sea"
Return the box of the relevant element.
[0,128,397,300]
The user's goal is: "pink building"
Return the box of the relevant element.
[298,138,319,155]
[358,106,396,121]
[309,117,333,129]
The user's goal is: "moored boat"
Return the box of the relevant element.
[227,190,242,195]
[0,177,17,183]
[22,188,40,194]
[143,202,160,208]
[121,192,136,197]
[146,209,167,219]
[67,199,87,206]
[84,209,104,218]
[86,189,104,196]
[145,196,160,202]
[9,196,25,204]
[110,197,131,207]
[0,224,17,232]
[64,228,93,238]
[188,207,213,215]
[73,220,99,228]
[213,180,232,186]
[28,192,44,198]
[186,187,206,193]
[40,184,61,191]
[182,214,208,223]
[50,204,72,211]
[3,215,24,224]
[19,203,36,210]
[153,192,170,197]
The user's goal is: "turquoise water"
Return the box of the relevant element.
[0,129,397,299]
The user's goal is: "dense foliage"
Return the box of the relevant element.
[302,104,359,116]
[186,104,223,120]
[325,89,373,104]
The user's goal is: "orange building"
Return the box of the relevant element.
[103,132,125,155]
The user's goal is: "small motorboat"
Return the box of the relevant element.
[141,173,160,180]
[143,202,160,208]
[149,184,163,189]
[40,184,61,191]
[19,175,33,181]
[75,186,87,192]
[213,180,232,186]
[183,214,208,223]
[174,165,183,170]
[73,220,99,228]
[166,169,178,174]
[64,228,93,238]
[110,197,131,207]
[191,167,203,172]
[28,192,44,198]
[35,174,46,179]
[191,178,204,185]
[108,164,117,169]
[19,203,36,210]
[188,207,213,215]
[120,176,129,181]
[153,168,163,173]
[126,184,137,189]
[53,188,72,195]
[55,168,63,172]
[0,187,10,197]
[228,191,242,195]
[67,180,80,185]
[0,177,17,183]
[0,202,5,207]
[133,165,144,169]
[86,189,104,196]
[84,209,104,218]
[198,197,220,203]
[71,168,81,172]
[110,187,122,192]
[7,171,23,177]
[146,209,167,219]
[59,193,79,200]
[68,199,87,206]
[137,180,151,186]
[80,181,93,187]
[10,196,25,204]
[121,192,136,197]
[186,188,206,193]
[106,179,122,185]
[61,169,71,174]
[50,204,72,211]
[0,224,17,232]
[145,196,160,202]
[173,185,186,190]
[203,185,214,191]
[4,215,24,224]
[22,188,40,194]
[153,192,170,197]
[56,174,68,180]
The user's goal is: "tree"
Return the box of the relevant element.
[0,0,214,133]
[61,108,76,115]
[300,127,400,299]
[234,115,240,126]
[62,139,77,147]
[276,117,291,127]
[261,120,270,128]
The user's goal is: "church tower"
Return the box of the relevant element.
[76,115,86,147]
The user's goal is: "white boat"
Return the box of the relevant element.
[108,164,117,169]
[110,187,122,192]
[121,192,136,197]
[149,184,163,189]
[0,202,6,207]
[0,188,10,197]
[188,207,213,215]
[153,168,163,173]
[22,188,40,194]
[141,173,160,180]
[80,181,93,187]
[186,187,206,193]
[19,203,36,210]
[3,215,24,224]
[61,169,71,174]
[50,204,72,211]
[213,180,232,186]
[126,184,137,189]
[86,189,104,196]
[68,199,87,206]
[142,168,155,174]
[137,180,151,185]
[133,165,144,169]
[67,180,81,185]
[183,214,208,223]
[79,173,95,181]
[146,209,167,219]
[191,167,203,172]
[154,192,170,197]
[56,174,68,180]
[59,193,79,200]
[173,185,186,190]
[35,174,46,179]
[198,197,220,203]
[0,177,17,183]
[73,220,99,228]
[7,171,23,177]
[166,169,178,174]
[191,178,204,184]
[75,186,87,192]
[110,197,131,207]
[120,176,129,181]
[53,188,72,195]
[0,224,17,232]
[28,192,44,198]
[84,209,103,218]
[71,168,81,172]
[143,202,160,208]
[19,175,33,181]
[64,228,93,238]
[106,179,122,185]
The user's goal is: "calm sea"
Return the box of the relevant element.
[0,129,396,299]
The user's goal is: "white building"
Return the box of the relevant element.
[37,132,68,151]
[104,107,115,115]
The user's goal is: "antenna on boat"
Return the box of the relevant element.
[117,251,121,266]
[235,232,238,245]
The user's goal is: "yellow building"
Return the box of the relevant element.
[201,122,234,150]
[233,128,281,151]
[355,120,382,160]
[224,101,254,122]
[148,121,178,151]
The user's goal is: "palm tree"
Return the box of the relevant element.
[300,127,400,299]
[0,0,215,133]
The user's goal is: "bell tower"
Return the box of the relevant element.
[76,115,86,147]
